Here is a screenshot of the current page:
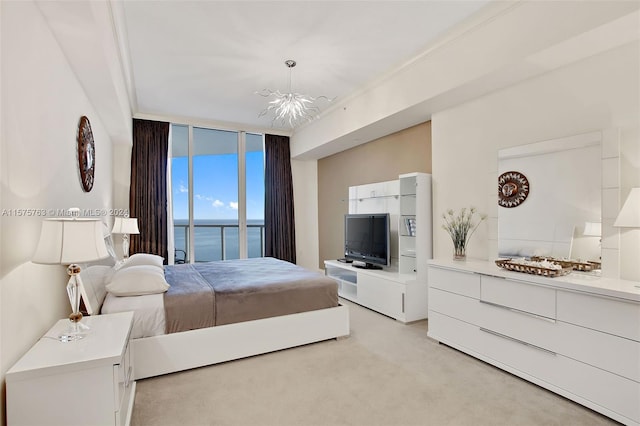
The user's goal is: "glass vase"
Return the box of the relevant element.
[453,246,466,261]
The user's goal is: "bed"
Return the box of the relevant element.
[78,256,350,380]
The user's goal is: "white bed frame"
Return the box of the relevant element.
[132,304,349,380]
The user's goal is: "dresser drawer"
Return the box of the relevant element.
[429,312,640,424]
[428,266,480,298]
[480,275,556,319]
[557,290,640,341]
[429,287,557,351]
[552,321,640,382]
[430,288,640,382]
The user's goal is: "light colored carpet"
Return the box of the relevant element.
[131,300,616,426]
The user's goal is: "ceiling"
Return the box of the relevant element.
[118,1,491,133]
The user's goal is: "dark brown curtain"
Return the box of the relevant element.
[129,119,170,262]
[264,134,296,263]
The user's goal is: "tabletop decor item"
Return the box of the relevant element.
[495,258,572,277]
[442,206,487,260]
[530,256,599,272]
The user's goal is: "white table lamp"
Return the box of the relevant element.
[583,222,602,237]
[111,217,140,259]
[33,218,109,342]
[613,188,640,228]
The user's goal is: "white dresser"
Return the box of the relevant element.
[427,259,640,426]
[6,312,135,426]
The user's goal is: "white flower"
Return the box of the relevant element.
[442,207,486,254]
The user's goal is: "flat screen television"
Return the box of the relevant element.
[344,213,390,269]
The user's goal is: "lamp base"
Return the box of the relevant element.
[122,234,130,259]
[58,321,90,342]
[62,265,90,343]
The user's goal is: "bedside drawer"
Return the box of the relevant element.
[114,338,133,425]
[557,290,640,341]
[480,275,556,319]
[428,267,480,298]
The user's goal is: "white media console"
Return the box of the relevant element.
[324,260,428,322]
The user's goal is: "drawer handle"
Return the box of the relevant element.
[479,327,557,356]
[479,299,556,323]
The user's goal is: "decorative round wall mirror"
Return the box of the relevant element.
[498,171,529,208]
[77,116,95,192]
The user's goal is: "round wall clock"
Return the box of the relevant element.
[498,171,529,208]
[77,116,95,192]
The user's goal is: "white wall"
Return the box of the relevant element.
[291,159,320,271]
[431,41,639,281]
[0,1,125,417]
[291,1,639,160]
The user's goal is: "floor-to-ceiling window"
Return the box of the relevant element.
[171,124,264,263]
[246,132,266,258]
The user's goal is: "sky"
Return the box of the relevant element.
[172,151,265,221]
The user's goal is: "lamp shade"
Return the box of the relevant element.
[583,222,602,237]
[111,217,140,235]
[613,188,640,228]
[33,218,110,265]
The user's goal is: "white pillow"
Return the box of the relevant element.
[117,253,164,270]
[77,265,115,315]
[106,265,170,296]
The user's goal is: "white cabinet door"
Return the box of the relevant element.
[350,180,400,215]
[358,274,404,319]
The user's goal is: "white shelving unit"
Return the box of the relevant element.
[326,262,358,300]
[398,173,432,280]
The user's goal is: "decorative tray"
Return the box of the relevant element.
[495,259,572,278]
[530,256,600,272]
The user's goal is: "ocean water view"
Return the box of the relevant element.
[174,219,265,262]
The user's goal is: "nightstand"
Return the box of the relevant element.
[6,311,135,426]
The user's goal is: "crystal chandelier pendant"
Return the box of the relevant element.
[257,60,333,128]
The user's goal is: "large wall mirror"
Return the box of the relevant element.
[497,131,602,265]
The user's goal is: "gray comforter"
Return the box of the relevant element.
[163,257,339,334]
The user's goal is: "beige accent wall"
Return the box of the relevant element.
[317,122,432,268]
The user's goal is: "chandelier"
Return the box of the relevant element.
[257,60,333,128]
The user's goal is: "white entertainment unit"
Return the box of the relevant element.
[427,259,640,425]
[325,172,432,322]
[325,260,427,322]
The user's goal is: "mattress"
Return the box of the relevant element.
[163,257,339,333]
[101,292,165,339]
[102,257,339,337]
